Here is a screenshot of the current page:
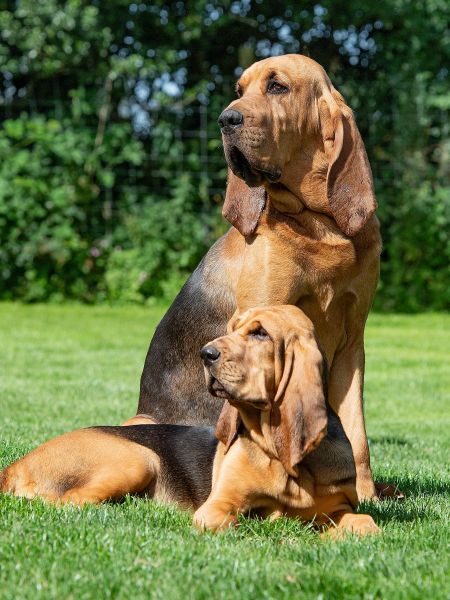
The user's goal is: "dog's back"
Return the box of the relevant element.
[0,425,217,509]
[96,425,218,508]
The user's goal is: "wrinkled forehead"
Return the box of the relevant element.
[231,306,315,338]
[238,55,324,89]
[228,310,260,334]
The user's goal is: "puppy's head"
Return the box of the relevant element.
[200,305,328,476]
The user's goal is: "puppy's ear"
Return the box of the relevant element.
[215,402,241,453]
[222,169,266,237]
[271,335,327,476]
[318,89,377,237]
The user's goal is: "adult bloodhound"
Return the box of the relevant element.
[137,54,382,501]
[1,306,379,536]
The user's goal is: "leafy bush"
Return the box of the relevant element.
[0,0,448,310]
[376,183,450,312]
[105,175,222,303]
[0,114,144,301]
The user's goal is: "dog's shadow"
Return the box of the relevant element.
[369,435,411,447]
[360,473,449,525]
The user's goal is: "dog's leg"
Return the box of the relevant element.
[193,441,280,532]
[193,462,246,531]
[193,444,253,532]
[58,456,159,506]
[193,498,238,532]
[328,338,377,501]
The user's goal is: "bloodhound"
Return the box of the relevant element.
[138,54,384,501]
[0,306,378,536]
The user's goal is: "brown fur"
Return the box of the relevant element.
[0,424,218,509]
[194,305,379,534]
[138,54,383,500]
[0,429,159,505]
[0,306,379,535]
[218,54,381,499]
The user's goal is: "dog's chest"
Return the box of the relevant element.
[279,472,316,510]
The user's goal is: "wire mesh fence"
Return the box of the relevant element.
[0,96,230,199]
[1,93,448,203]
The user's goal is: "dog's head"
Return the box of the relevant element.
[219,54,376,237]
[200,305,327,477]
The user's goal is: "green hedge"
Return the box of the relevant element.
[0,0,449,311]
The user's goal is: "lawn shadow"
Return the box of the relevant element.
[361,473,449,525]
[379,473,450,498]
[369,435,411,447]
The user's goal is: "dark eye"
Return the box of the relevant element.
[267,79,289,95]
[236,85,243,98]
[249,327,270,341]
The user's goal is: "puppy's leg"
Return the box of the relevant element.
[193,441,279,532]
[193,499,238,532]
[58,455,159,506]
[193,446,249,531]
[0,429,159,505]
[194,484,283,532]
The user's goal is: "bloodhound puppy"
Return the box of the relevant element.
[194,305,379,534]
[138,54,383,501]
[0,306,378,536]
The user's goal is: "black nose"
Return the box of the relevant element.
[200,345,221,364]
[218,109,244,131]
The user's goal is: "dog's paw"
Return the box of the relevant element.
[329,513,381,538]
[321,512,380,539]
[193,505,237,532]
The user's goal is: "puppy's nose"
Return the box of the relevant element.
[218,109,244,131]
[200,345,221,365]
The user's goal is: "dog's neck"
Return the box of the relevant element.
[261,192,353,249]
[265,183,305,214]
[264,143,330,214]
[237,406,279,460]
[263,178,380,249]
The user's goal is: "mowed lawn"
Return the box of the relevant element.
[0,303,449,600]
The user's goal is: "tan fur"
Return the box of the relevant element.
[0,429,159,505]
[121,415,156,426]
[194,436,377,534]
[195,306,379,534]
[216,55,382,500]
[1,304,379,535]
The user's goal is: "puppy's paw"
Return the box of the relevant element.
[325,513,380,539]
[193,504,237,532]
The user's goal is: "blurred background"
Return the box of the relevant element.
[0,0,448,311]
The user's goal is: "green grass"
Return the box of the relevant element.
[0,303,449,600]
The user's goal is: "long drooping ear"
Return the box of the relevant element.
[215,401,241,453]
[318,90,377,237]
[271,335,327,476]
[222,169,266,237]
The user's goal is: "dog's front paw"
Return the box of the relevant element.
[333,513,380,537]
[193,504,237,532]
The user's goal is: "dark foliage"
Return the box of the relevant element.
[0,0,448,310]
